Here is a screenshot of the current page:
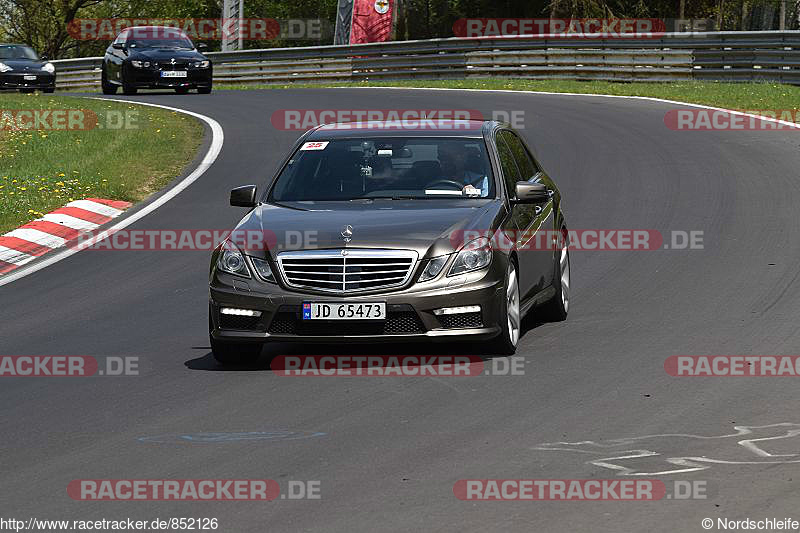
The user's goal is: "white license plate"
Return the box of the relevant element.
[23,75,37,81]
[161,71,187,78]
[303,302,386,320]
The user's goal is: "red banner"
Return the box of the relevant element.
[350,0,393,44]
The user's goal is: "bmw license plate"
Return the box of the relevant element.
[303,302,386,320]
[161,71,187,78]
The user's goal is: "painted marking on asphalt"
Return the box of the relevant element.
[0,245,36,266]
[85,198,133,210]
[0,260,17,274]
[49,206,112,225]
[533,423,800,476]
[41,213,98,231]
[66,200,123,218]
[0,236,51,257]
[5,228,66,249]
[21,220,83,241]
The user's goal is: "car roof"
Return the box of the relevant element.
[119,26,189,34]
[307,120,493,139]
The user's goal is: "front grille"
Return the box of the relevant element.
[219,314,263,331]
[437,312,483,329]
[278,250,417,293]
[156,61,190,69]
[268,306,425,335]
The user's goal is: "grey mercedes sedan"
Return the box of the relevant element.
[209,120,569,364]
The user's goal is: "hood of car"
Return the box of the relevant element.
[128,49,206,62]
[0,59,47,71]
[235,199,506,261]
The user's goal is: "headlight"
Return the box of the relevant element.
[130,60,151,68]
[249,257,276,283]
[448,237,492,276]
[193,60,210,68]
[419,255,449,282]
[41,62,55,73]
[216,241,250,278]
[0,62,12,73]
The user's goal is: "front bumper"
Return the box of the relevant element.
[0,72,55,90]
[126,66,211,89]
[209,256,506,344]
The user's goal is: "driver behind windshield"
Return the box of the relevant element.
[438,143,490,197]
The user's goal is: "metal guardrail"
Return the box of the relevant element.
[50,31,800,91]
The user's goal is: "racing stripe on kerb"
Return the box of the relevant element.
[0,198,131,277]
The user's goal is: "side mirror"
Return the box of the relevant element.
[513,182,550,204]
[40,55,48,61]
[230,185,257,207]
[197,43,208,50]
[111,42,125,50]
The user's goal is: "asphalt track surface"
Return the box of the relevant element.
[3,88,800,532]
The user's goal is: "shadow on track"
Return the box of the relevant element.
[185,315,545,372]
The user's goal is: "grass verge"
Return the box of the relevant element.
[218,78,800,119]
[0,92,203,234]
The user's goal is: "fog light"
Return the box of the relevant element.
[433,305,481,316]
[220,307,262,317]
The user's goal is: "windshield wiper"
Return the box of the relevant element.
[349,196,425,201]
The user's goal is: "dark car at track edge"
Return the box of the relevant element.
[0,44,56,93]
[208,120,570,364]
[101,26,212,95]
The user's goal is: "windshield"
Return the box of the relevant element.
[129,37,194,49]
[0,45,38,60]
[270,137,495,202]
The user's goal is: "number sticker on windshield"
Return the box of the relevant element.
[300,141,329,151]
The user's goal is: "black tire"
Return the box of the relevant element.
[539,227,570,322]
[208,307,262,366]
[121,72,137,95]
[175,87,189,94]
[197,85,212,94]
[493,260,520,355]
[101,68,117,95]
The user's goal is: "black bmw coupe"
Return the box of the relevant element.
[101,26,212,95]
